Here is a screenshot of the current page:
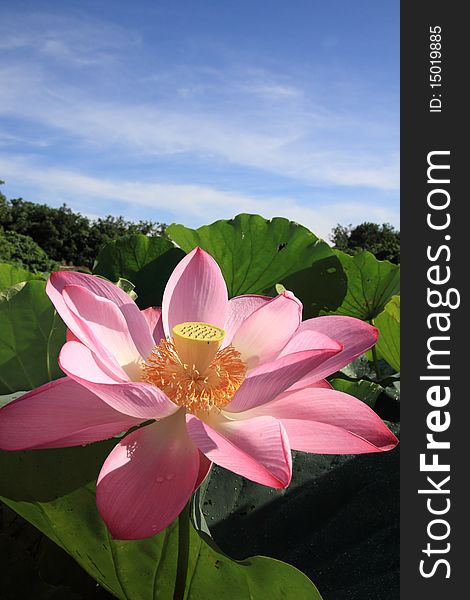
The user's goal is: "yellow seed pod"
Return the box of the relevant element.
[172,322,225,373]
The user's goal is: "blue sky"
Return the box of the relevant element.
[0,0,399,240]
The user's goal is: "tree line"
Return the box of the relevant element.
[1,183,399,273]
[329,222,400,264]
[0,183,166,271]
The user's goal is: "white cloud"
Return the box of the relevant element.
[0,155,398,240]
[0,8,399,235]
[0,61,398,191]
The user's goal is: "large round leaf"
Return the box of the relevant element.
[323,251,400,321]
[374,295,400,372]
[0,280,65,394]
[0,262,44,292]
[197,448,399,600]
[167,214,346,316]
[0,442,321,600]
[93,235,185,309]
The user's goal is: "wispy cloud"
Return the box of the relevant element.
[0,155,398,240]
[0,61,398,191]
[0,11,140,66]
[0,132,50,148]
[0,7,399,233]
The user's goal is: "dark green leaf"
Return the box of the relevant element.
[93,235,184,309]
[374,295,400,372]
[373,383,401,422]
[197,449,399,599]
[0,280,65,394]
[323,250,400,321]
[167,214,346,316]
[382,382,400,405]
[339,355,376,381]
[0,441,321,599]
[330,378,384,408]
[0,531,82,600]
[0,262,45,292]
[339,355,396,384]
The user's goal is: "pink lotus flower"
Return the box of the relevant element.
[0,248,397,539]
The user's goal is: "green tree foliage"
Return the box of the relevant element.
[0,183,9,222]
[87,215,166,267]
[0,229,58,273]
[4,198,91,266]
[0,185,167,269]
[330,222,400,264]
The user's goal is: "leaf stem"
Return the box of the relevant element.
[370,319,381,380]
[173,501,191,600]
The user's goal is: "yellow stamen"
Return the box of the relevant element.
[142,332,247,414]
[172,321,225,374]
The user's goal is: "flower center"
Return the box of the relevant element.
[173,321,225,373]
[141,322,247,414]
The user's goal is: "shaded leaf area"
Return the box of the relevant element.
[335,356,400,422]
[374,295,400,372]
[167,214,347,317]
[0,503,108,600]
[374,383,400,423]
[339,355,397,385]
[0,443,117,599]
[0,280,65,394]
[201,448,399,600]
[323,251,400,321]
[0,441,320,600]
[93,235,184,309]
[0,262,45,291]
[329,378,383,408]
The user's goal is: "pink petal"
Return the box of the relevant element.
[62,300,127,382]
[242,387,398,453]
[278,329,344,356]
[286,316,378,390]
[227,347,341,413]
[162,248,228,337]
[141,307,165,344]
[59,341,127,384]
[230,292,303,369]
[66,328,80,343]
[311,379,333,389]
[63,285,143,368]
[222,295,271,348]
[48,271,137,307]
[186,414,292,488]
[194,451,212,491]
[59,342,177,420]
[47,271,154,361]
[0,377,142,450]
[96,411,199,539]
